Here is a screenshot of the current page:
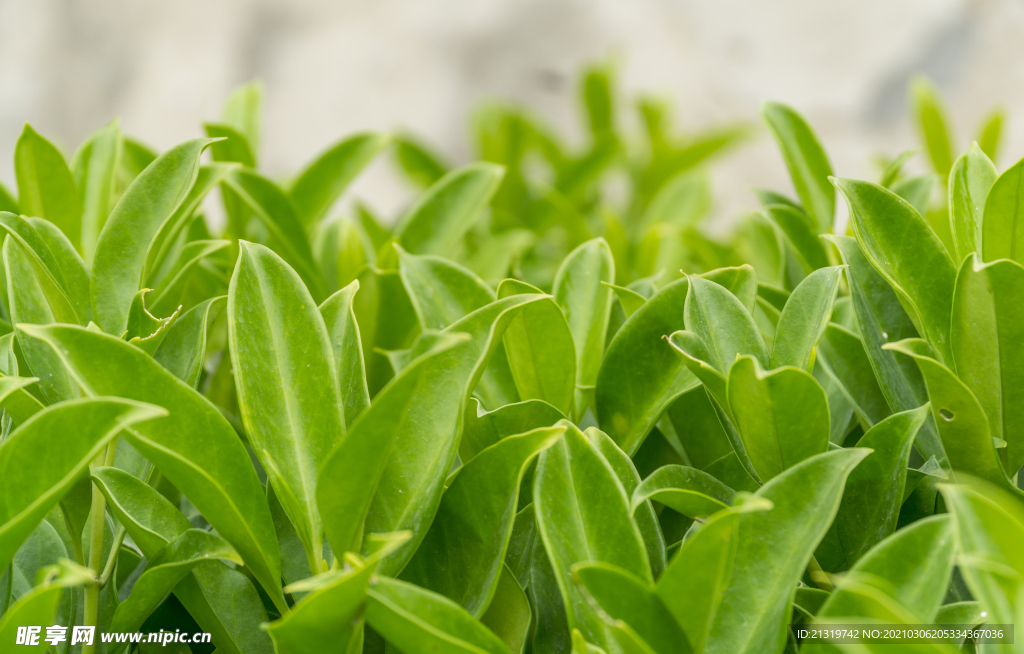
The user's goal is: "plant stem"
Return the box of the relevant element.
[806,556,834,592]
[98,526,126,587]
[82,438,119,654]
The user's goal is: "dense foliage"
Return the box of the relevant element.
[0,66,1021,654]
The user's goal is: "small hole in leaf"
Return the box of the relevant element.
[939,409,954,421]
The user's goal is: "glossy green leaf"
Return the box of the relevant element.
[92,466,274,654]
[365,575,511,654]
[586,428,667,581]
[221,80,263,158]
[14,124,83,250]
[834,177,956,365]
[17,323,287,611]
[91,138,215,335]
[890,174,936,218]
[71,119,121,264]
[826,235,944,463]
[0,398,164,573]
[825,405,929,571]
[761,103,834,234]
[290,133,390,226]
[951,254,1024,476]
[947,143,996,263]
[394,135,450,188]
[727,355,830,481]
[687,274,768,372]
[982,155,1024,267]
[398,245,495,330]
[885,338,1017,494]
[534,422,651,650]
[631,465,734,518]
[977,108,1004,162]
[763,204,830,273]
[603,282,646,318]
[704,448,870,654]
[395,163,505,256]
[817,324,890,428]
[498,280,576,416]
[572,561,691,654]
[403,426,564,616]
[204,123,256,167]
[0,560,93,652]
[153,296,226,387]
[769,266,842,370]
[25,216,91,324]
[320,279,371,422]
[815,515,954,627]
[480,564,532,654]
[553,239,615,396]
[910,77,954,177]
[107,529,242,651]
[938,479,1024,630]
[229,241,344,572]
[461,398,564,463]
[0,375,43,426]
[596,278,698,456]
[223,169,325,300]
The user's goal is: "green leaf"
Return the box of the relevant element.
[265,534,407,654]
[951,254,1024,477]
[817,324,890,428]
[319,295,547,575]
[603,282,646,318]
[351,266,421,397]
[947,143,996,263]
[586,428,667,581]
[461,398,565,463]
[910,77,955,177]
[223,170,325,300]
[153,296,226,387]
[631,463,735,519]
[319,280,371,423]
[14,124,83,250]
[815,514,954,626]
[0,397,164,573]
[25,216,91,324]
[365,576,512,654]
[228,242,345,572]
[92,466,274,654]
[938,479,1024,629]
[0,560,93,652]
[290,133,390,226]
[825,405,929,571]
[91,138,216,335]
[107,530,242,652]
[17,323,288,612]
[727,355,830,481]
[769,266,842,370]
[834,177,957,365]
[403,426,564,616]
[572,561,692,654]
[826,235,944,464]
[553,238,614,413]
[762,204,830,273]
[204,123,256,167]
[596,278,698,456]
[687,274,768,372]
[704,448,870,654]
[398,245,494,330]
[0,180,18,214]
[977,108,1004,162]
[395,163,505,256]
[498,280,576,416]
[885,338,1017,494]
[394,135,450,188]
[981,155,1024,266]
[71,119,122,264]
[0,375,44,426]
[221,80,264,158]
[879,149,917,188]
[480,564,532,654]
[534,422,651,650]
[760,103,834,234]
[890,174,936,218]
[314,218,371,293]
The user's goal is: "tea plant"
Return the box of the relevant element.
[0,65,1021,654]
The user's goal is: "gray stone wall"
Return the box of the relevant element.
[1,0,1022,225]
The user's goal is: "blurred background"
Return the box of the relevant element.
[1,0,1023,225]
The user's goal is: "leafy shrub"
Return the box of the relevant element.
[0,65,1019,654]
